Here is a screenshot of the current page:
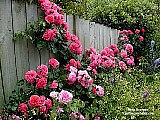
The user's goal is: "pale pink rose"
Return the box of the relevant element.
[69,66,78,73]
[56,106,64,113]
[124,44,133,54]
[25,70,37,83]
[139,36,144,41]
[58,90,73,104]
[120,50,128,59]
[48,58,59,69]
[77,70,93,88]
[126,56,135,66]
[50,91,59,99]
[70,112,79,118]
[50,80,58,89]
[12,114,20,120]
[79,113,85,120]
[67,72,77,84]
[36,77,47,88]
[120,37,125,41]
[96,85,104,96]
[37,64,48,78]
[123,35,128,41]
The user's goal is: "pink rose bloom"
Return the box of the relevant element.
[135,29,140,34]
[79,114,85,120]
[45,14,54,23]
[58,90,73,104]
[38,0,46,3]
[119,61,127,70]
[40,105,46,113]
[102,47,114,57]
[25,70,37,83]
[37,64,48,78]
[50,80,58,89]
[69,66,78,73]
[18,103,28,116]
[124,44,133,54]
[141,28,145,33]
[36,77,47,88]
[94,116,100,120]
[102,58,113,68]
[28,95,41,107]
[127,30,132,35]
[123,30,128,34]
[77,70,93,88]
[62,21,69,31]
[70,112,79,118]
[92,69,97,75]
[12,114,20,120]
[86,47,97,56]
[40,0,52,11]
[65,31,72,40]
[40,96,46,106]
[69,40,83,55]
[126,56,135,66]
[109,44,119,55]
[96,85,104,96]
[42,29,57,41]
[48,58,59,69]
[66,59,81,71]
[120,37,125,41]
[56,106,64,113]
[139,36,144,41]
[45,99,52,109]
[67,72,77,84]
[120,50,128,59]
[71,34,79,42]
[119,30,124,34]
[50,91,59,99]
[123,35,128,41]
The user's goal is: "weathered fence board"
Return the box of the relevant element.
[0,0,18,103]
[12,1,30,80]
[26,3,41,69]
[0,2,119,108]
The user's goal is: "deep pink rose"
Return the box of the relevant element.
[50,80,58,89]
[48,58,59,69]
[36,77,47,88]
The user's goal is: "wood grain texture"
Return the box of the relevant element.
[89,22,95,48]
[67,15,74,34]
[26,3,41,69]
[0,0,17,102]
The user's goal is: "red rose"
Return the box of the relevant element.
[28,95,41,107]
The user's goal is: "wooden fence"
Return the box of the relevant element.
[0,1,119,108]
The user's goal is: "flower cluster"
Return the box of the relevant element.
[86,43,134,71]
[39,0,83,55]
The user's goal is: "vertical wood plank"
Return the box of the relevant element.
[0,1,5,109]
[0,0,17,102]
[26,3,41,69]
[95,24,100,52]
[99,25,104,50]
[67,15,74,34]
[83,20,90,52]
[12,1,29,80]
[89,22,95,48]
